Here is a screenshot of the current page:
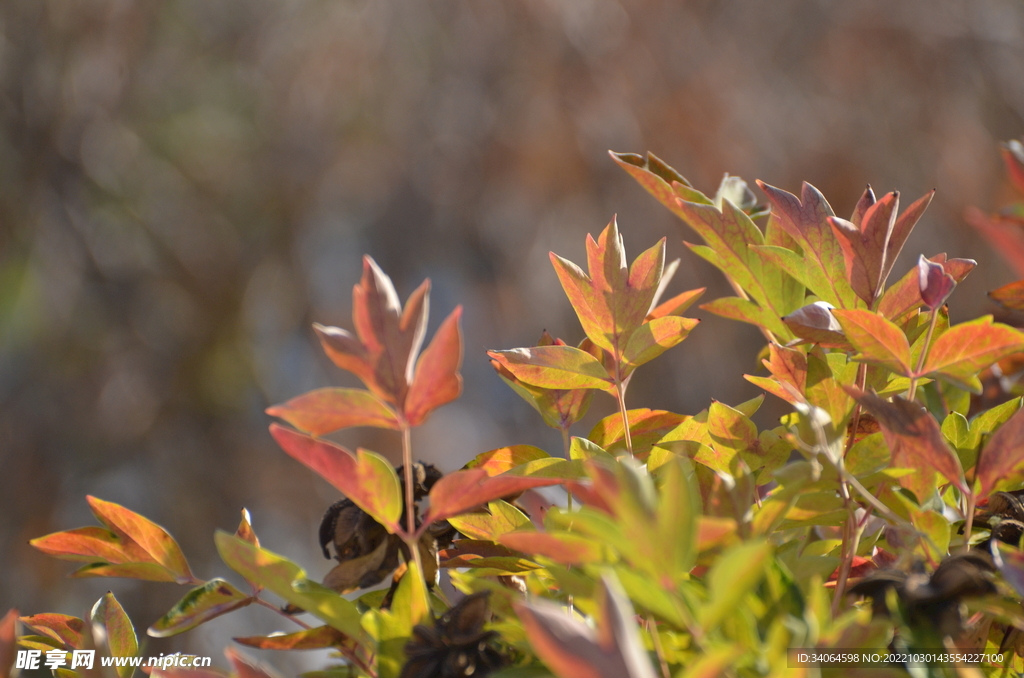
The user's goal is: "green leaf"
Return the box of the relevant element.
[266,388,400,435]
[269,425,403,533]
[976,405,1024,497]
[214,532,363,639]
[707,401,758,457]
[569,437,614,462]
[390,560,430,633]
[148,579,252,638]
[487,346,613,391]
[698,540,771,630]
[446,501,531,541]
[91,592,138,678]
[621,315,699,369]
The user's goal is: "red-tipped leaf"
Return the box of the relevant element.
[269,424,402,532]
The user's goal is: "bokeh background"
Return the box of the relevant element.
[3,0,1024,671]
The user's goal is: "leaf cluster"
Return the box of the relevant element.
[13,145,1024,678]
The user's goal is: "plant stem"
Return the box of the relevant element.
[962,491,978,553]
[254,597,311,629]
[844,363,868,457]
[832,505,866,617]
[614,379,634,456]
[402,424,416,538]
[561,425,573,511]
[907,307,940,401]
[647,614,671,678]
[400,423,427,584]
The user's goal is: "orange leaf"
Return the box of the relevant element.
[310,257,461,426]
[404,306,463,426]
[425,469,563,524]
[269,424,402,533]
[266,388,399,435]
[465,445,551,476]
[549,217,665,360]
[976,405,1024,497]
[921,316,1024,392]
[488,346,613,391]
[647,287,705,319]
[989,280,1024,311]
[19,614,85,649]
[833,309,912,376]
[588,409,689,458]
[31,526,143,564]
[498,532,604,566]
[234,626,349,651]
[87,496,193,582]
[847,389,966,500]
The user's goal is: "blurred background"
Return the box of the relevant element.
[3,0,1024,671]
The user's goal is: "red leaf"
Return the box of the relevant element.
[966,207,1024,278]
[828,190,899,303]
[425,469,563,524]
[758,180,856,308]
[976,405,1024,497]
[847,389,966,500]
[833,309,912,376]
[1001,140,1024,194]
[404,306,463,426]
[877,253,976,320]
[269,424,402,532]
[265,388,399,435]
[884,190,934,282]
[514,575,656,678]
[917,255,956,310]
[310,257,461,424]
